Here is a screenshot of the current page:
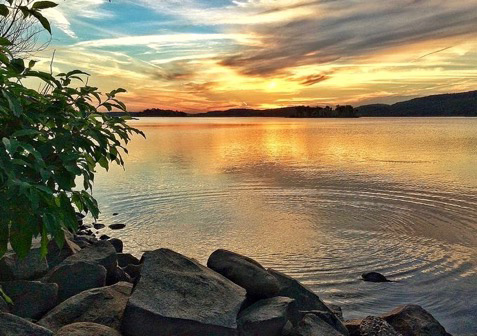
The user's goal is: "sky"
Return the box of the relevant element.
[37,0,477,112]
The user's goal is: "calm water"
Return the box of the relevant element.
[94,117,477,333]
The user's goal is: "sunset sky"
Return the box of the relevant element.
[39,0,477,112]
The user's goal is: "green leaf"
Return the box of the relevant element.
[0,4,9,16]
[32,1,58,10]
[0,287,13,305]
[31,11,51,34]
[0,37,12,46]
[10,218,33,259]
[0,220,9,258]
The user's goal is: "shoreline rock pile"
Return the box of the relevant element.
[0,233,458,335]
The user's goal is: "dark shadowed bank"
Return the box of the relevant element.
[1,220,470,336]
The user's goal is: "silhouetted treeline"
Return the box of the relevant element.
[357,91,477,117]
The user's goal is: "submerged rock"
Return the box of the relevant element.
[109,224,126,230]
[207,249,280,299]
[0,312,53,336]
[381,304,451,336]
[38,282,132,332]
[238,296,295,336]
[362,272,391,283]
[0,281,58,320]
[56,322,122,336]
[121,248,247,336]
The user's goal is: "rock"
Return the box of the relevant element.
[100,235,111,240]
[282,320,294,335]
[238,296,295,336]
[297,310,349,335]
[61,240,117,280]
[117,253,140,268]
[0,312,53,336]
[46,240,76,269]
[109,238,123,253]
[112,213,119,216]
[268,269,332,313]
[38,282,132,332]
[109,224,126,230]
[121,248,247,336]
[345,319,362,336]
[107,267,132,285]
[0,281,58,320]
[207,249,280,299]
[0,249,48,281]
[55,322,122,336]
[360,316,401,336]
[45,262,107,302]
[94,223,106,230]
[293,313,347,336]
[362,272,391,283]
[328,304,344,321]
[382,305,451,336]
[123,264,141,280]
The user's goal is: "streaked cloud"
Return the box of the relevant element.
[34,0,477,111]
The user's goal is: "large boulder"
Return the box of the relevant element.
[0,249,48,281]
[46,240,77,269]
[345,319,362,336]
[267,269,332,313]
[238,296,295,336]
[121,248,247,336]
[0,312,53,336]
[207,249,280,299]
[359,316,401,336]
[38,282,132,332]
[381,305,451,336]
[0,281,58,320]
[109,239,123,253]
[293,313,347,336]
[55,322,122,336]
[61,240,117,279]
[44,262,107,302]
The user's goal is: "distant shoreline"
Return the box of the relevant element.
[109,90,477,118]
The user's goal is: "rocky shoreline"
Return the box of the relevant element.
[0,222,467,336]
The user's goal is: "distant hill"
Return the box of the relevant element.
[356,91,477,116]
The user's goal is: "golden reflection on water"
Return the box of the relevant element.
[94,117,477,334]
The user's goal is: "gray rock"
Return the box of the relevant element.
[0,281,58,320]
[121,248,247,336]
[267,269,332,313]
[123,264,141,280]
[109,224,126,230]
[45,262,107,302]
[360,316,401,336]
[117,253,140,268]
[0,249,48,281]
[238,296,295,336]
[207,249,280,299]
[362,272,391,283]
[297,310,349,335]
[381,305,451,336]
[46,240,75,269]
[63,241,117,279]
[328,304,344,321]
[0,312,53,336]
[109,239,123,253]
[293,313,347,336]
[55,322,122,336]
[38,282,132,332]
[108,266,132,285]
[345,319,362,336]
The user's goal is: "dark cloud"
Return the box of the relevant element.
[221,0,477,75]
[299,73,330,86]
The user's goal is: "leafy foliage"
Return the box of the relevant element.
[0,0,144,258]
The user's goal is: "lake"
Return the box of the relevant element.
[93,117,477,333]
